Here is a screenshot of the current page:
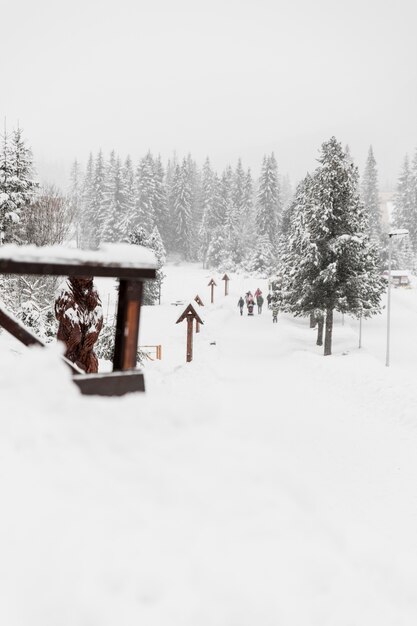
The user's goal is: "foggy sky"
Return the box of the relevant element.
[1,0,416,190]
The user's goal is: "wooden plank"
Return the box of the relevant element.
[0,305,45,348]
[73,370,145,395]
[0,259,156,280]
[0,304,83,374]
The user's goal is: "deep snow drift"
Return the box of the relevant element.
[1,262,417,625]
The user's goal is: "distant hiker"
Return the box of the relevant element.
[254,287,262,299]
[247,300,254,315]
[245,291,254,305]
[266,293,272,309]
[256,294,264,314]
[238,296,245,315]
[272,302,279,323]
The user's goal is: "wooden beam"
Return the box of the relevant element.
[73,370,145,395]
[0,305,45,348]
[0,259,156,280]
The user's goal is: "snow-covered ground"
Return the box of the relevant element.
[1,262,417,625]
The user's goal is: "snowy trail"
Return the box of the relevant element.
[2,264,417,624]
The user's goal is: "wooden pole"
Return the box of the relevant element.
[211,283,214,303]
[224,279,228,296]
[196,319,200,334]
[113,280,143,371]
[186,315,193,362]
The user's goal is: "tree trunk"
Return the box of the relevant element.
[309,312,316,328]
[316,316,324,345]
[324,308,333,356]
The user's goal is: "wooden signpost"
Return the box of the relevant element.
[194,294,204,307]
[222,273,230,296]
[208,278,217,304]
[176,303,204,362]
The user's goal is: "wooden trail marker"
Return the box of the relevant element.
[208,278,217,304]
[194,294,204,306]
[222,273,230,296]
[176,303,204,362]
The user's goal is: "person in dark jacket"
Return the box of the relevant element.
[256,294,264,314]
[237,296,245,315]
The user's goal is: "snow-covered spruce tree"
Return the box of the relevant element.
[0,127,38,245]
[128,226,165,304]
[199,159,223,267]
[246,233,275,276]
[361,146,383,245]
[392,155,416,250]
[282,137,385,356]
[171,159,193,259]
[134,152,156,235]
[412,148,417,229]
[121,155,136,237]
[186,154,202,261]
[255,153,281,247]
[103,155,129,243]
[79,152,94,248]
[218,165,238,268]
[69,159,83,246]
[206,226,228,269]
[153,155,169,246]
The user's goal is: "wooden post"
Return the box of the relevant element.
[186,315,193,362]
[222,274,230,296]
[176,303,204,363]
[113,280,143,371]
[208,279,217,304]
[196,319,200,334]
[194,294,204,306]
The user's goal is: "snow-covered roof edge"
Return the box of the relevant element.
[0,242,158,269]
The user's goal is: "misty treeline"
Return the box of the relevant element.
[68,150,293,276]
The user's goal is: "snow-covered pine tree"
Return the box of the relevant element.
[79,152,94,248]
[186,154,201,260]
[361,146,383,244]
[89,150,108,245]
[69,159,82,246]
[282,137,385,356]
[228,159,250,269]
[104,155,129,242]
[153,155,168,245]
[134,152,156,235]
[128,226,165,304]
[171,159,193,259]
[0,127,38,245]
[256,153,280,247]
[206,226,228,269]
[392,155,416,249]
[147,225,166,303]
[199,159,223,267]
[219,165,237,267]
[246,233,275,276]
[121,155,136,237]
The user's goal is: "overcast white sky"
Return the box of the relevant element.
[1,0,416,189]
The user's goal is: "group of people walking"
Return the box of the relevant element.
[238,288,278,322]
